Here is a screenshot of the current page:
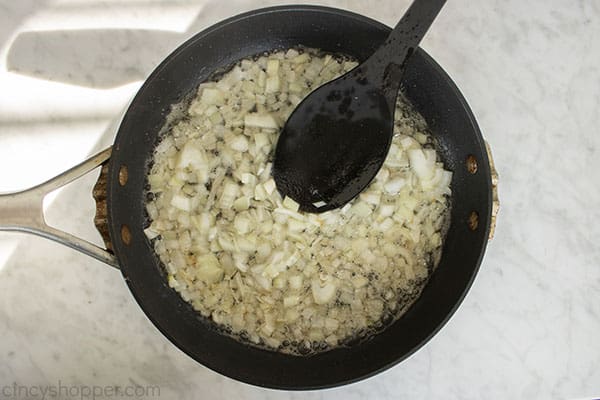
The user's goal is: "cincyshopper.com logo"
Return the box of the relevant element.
[1,381,160,400]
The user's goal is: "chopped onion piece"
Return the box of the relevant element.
[244,113,279,129]
[287,219,305,232]
[229,135,249,152]
[240,173,256,185]
[170,194,192,212]
[399,136,417,150]
[378,204,395,218]
[282,196,300,212]
[253,273,272,291]
[254,184,267,201]
[375,167,390,183]
[196,254,224,283]
[360,191,381,205]
[254,133,270,152]
[283,295,300,308]
[289,83,302,93]
[233,196,251,211]
[289,275,303,290]
[220,182,238,209]
[176,143,206,169]
[273,207,304,221]
[292,53,310,64]
[234,213,252,235]
[144,227,160,240]
[311,280,337,305]
[351,275,369,288]
[384,178,406,195]
[168,275,180,288]
[265,75,280,93]
[200,88,225,105]
[266,59,280,75]
[408,149,436,181]
[263,178,276,195]
[350,201,372,217]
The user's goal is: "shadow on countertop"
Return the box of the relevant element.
[4,0,326,89]
[7,29,182,89]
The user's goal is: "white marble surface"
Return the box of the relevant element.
[1,0,599,399]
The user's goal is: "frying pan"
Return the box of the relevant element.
[0,5,499,390]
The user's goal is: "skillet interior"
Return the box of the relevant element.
[107,5,492,389]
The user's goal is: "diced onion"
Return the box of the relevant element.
[200,88,225,105]
[311,280,337,305]
[170,194,192,212]
[145,48,451,356]
[244,113,278,129]
[282,196,300,212]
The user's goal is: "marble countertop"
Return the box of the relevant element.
[1,1,599,399]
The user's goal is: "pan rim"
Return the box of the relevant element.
[107,4,493,390]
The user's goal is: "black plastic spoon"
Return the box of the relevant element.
[273,0,446,213]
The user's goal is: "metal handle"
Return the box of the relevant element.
[0,147,118,268]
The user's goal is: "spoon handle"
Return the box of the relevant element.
[362,0,446,92]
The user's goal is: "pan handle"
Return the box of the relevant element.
[485,141,499,240]
[0,147,118,268]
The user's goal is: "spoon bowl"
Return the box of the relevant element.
[273,71,393,212]
[273,0,446,212]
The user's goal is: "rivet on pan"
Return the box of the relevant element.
[467,211,479,231]
[121,224,132,245]
[466,155,478,174]
[119,165,128,186]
